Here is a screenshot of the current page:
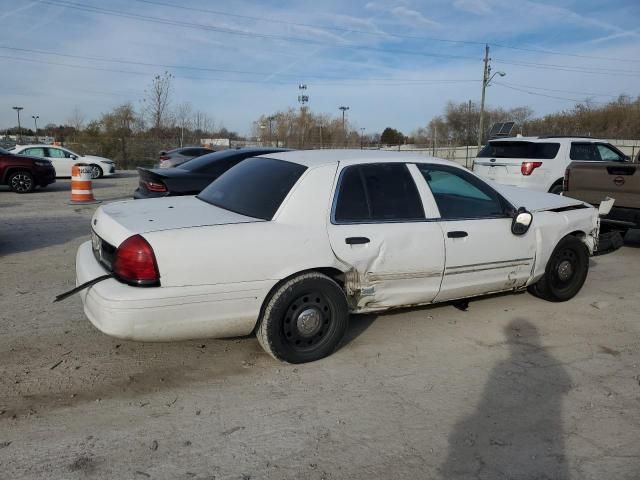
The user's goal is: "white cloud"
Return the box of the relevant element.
[390,6,439,28]
[453,0,491,16]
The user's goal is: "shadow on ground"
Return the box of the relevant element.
[441,318,571,479]
[0,214,90,255]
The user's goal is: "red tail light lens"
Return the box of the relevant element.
[159,155,170,160]
[563,168,570,191]
[113,235,160,286]
[144,180,168,192]
[521,161,543,176]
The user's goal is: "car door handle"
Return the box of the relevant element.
[447,231,468,238]
[345,237,370,245]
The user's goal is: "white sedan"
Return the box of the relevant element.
[75,150,600,363]
[12,144,116,178]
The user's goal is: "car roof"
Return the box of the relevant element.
[488,136,602,143]
[258,149,460,168]
[13,144,57,148]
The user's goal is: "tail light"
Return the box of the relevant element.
[143,180,168,192]
[159,155,170,160]
[113,235,160,286]
[521,161,543,176]
[563,168,570,191]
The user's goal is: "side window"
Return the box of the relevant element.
[23,148,45,157]
[570,143,599,161]
[417,164,507,220]
[47,148,66,158]
[597,144,623,162]
[334,164,424,223]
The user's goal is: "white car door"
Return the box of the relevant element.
[327,162,445,311]
[414,164,536,302]
[46,147,76,177]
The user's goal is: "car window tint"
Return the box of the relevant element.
[418,164,506,219]
[597,144,623,162]
[23,148,46,157]
[197,157,306,220]
[334,166,369,222]
[570,143,599,161]
[334,164,424,222]
[477,141,560,159]
[47,148,66,158]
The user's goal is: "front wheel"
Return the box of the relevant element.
[8,171,35,193]
[528,236,589,302]
[90,164,103,179]
[257,272,349,363]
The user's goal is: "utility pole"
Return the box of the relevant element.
[339,106,349,146]
[433,124,437,156]
[32,115,40,142]
[298,84,309,148]
[12,106,23,143]
[466,100,471,168]
[477,44,506,151]
[360,127,365,150]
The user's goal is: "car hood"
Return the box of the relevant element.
[490,183,589,212]
[92,196,262,246]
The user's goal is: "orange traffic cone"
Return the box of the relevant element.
[68,163,100,204]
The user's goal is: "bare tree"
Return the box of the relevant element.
[142,71,173,132]
[174,102,193,146]
[67,107,85,131]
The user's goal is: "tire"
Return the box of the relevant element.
[257,272,349,363]
[8,171,35,193]
[527,235,589,302]
[548,182,563,195]
[90,164,103,179]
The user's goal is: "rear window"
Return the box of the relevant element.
[180,150,242,173]
[197,157,307,220]
[478,141,560,159]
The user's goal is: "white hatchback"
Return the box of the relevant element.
[75,150,600,363]
[12,144,116,178]
[473,136,628,194]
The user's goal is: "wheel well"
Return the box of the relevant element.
[568,230,586,239]
[2,167,32,183]
[252,267,346,334]
[548,178,563,192]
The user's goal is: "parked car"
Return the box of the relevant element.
[11,144,116,179]
[158,146,215,168]
[76,150,601,363]
[134,147,289,199]
[0,146,56,193]
[564,160,639,234]
[473,136,629,194]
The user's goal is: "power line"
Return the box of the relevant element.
[494,81,607,104]
[132,0,640,64]
[494,58,640,75]
[496,81,625,99]
[0,45,478,83]
[42,0,480,62]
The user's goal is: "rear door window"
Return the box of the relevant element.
[23,148,46,157]
[334,163,424,223]
[570,143,600,161]
[477,141,560,159]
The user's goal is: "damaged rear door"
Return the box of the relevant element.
[327,163,445,311]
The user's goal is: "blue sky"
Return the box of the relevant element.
[2,0,639,135]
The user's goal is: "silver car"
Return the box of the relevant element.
[158,146,214,168]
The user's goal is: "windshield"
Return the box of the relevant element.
[0,147,9,154]
[197,157,307,220]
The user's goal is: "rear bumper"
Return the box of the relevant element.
[600,206,640,230]
[76,241,264,341]
[133,188,168,199]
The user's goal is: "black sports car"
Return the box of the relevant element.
[134,147,289,199]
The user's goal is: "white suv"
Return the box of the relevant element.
[473,136,628,194]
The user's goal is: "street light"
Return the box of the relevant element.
[12,106,23,142]
[32,115,39,142]
[339,106,349,146]
[477,67,506,149]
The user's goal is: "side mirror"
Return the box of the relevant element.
[71,154,78,160]
[511,207,533,236]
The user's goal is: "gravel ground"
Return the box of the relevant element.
[1,173,639,479]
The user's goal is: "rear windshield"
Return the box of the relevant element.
[179,150,239,172]
[197,157,307,220]
[478,141,560,159]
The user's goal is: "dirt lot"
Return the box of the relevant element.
[1,173,639,480]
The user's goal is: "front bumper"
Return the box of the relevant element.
[76,241,262,341]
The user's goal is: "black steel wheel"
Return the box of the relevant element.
[8,171,35,193]
[527,236,589,302]
[257,272,349,363]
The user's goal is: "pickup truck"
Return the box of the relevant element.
[564,160,639,235]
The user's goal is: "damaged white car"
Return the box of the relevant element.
[75,150,602,363]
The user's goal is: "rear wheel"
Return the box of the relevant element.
[549,181,563,195]
[8,171,35,193]
[528,236,589,302]
[257,272,349,363]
